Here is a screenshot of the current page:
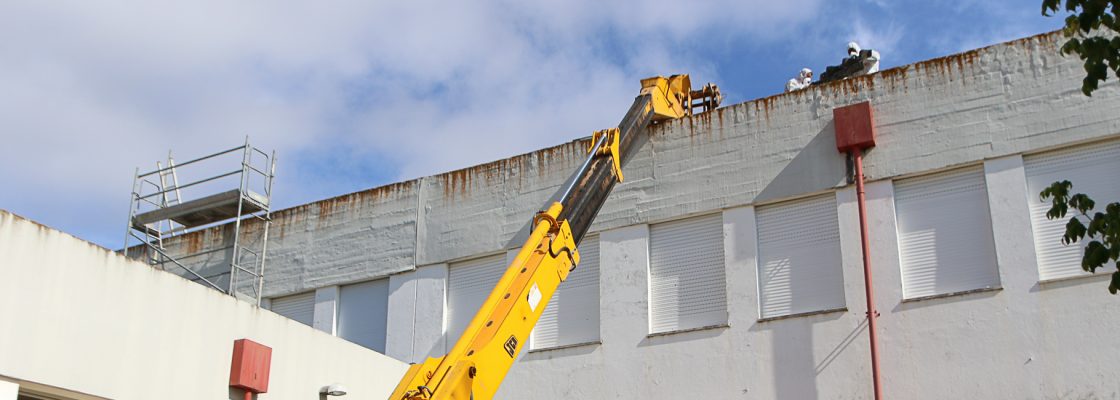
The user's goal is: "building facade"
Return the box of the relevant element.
[155,31,1120,399]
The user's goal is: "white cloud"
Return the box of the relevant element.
[922,0,1061,55]
[848,18,905,59]
[0,0,821,247]
[865,0,890,8]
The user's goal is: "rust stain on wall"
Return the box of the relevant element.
[685,110,719,146]
[156,31,1067,256]
[716,108,725,138]
[536,140,587,179]
[437,140,589,201]
[877,64,912,92]
[162,179,419,247]
[184,233,204,254]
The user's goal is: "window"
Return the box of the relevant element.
[447,254,507,344]
[894,166,1000,298]
[756,194,845,319]
[338,279,390,353]
[1025,140,1120,280]
[269,291,315,326]
[532,234,600,349]
[648,213,727,333]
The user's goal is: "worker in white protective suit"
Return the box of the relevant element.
[847,42,880,75]
[785,68,813,92]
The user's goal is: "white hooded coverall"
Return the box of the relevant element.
[785,68,813,92]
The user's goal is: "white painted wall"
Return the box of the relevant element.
[313,286,339,334]
[126,31,1120,399]
[0,211,408,400]
[386,263,447,363]
[384,172,1120,399]
[0,377,17,400]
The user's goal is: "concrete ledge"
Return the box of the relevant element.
[901,286,1003,303]
[646,323,730,338]
[756,307,848,323]
[528,341,601,354]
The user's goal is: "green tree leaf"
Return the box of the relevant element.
[1070,193,1096,213]
[1084,241,1108,272]
[1064,217,1087,245]
[1044,0,1120,95]
[1111,270,1120,294]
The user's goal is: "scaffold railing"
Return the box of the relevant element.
[122,137,276,305]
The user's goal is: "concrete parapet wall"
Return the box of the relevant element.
[155,30,1120,299]
[0,211,407,400]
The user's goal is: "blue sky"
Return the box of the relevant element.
[0,0,1063,249]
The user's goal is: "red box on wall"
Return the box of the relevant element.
[230,339,272,393]
[833,101,877,152]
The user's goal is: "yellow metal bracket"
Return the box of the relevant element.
[639,74,721,122]
[550,220,580,273]
[532,207,580,274]
[589,128,623,183]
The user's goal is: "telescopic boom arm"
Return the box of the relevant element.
[389,75,720,400]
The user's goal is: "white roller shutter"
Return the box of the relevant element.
[270,291,315,326]
[895,166,1000,298]
[1025,140,1120,280]
[532,234,600,349]
[649,213,727,333]
[447,254,507,345]
[757,193,845,319]
[338,279,390,353]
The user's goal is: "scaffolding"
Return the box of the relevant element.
[123,138,276,305]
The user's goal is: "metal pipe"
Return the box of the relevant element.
[137,144,245,177]
[122,167,140,254]
[136,169,242,200]
[554,133,608,205]
[244,164,270,177]
[255,150,276,306]
[853,150,883,400]
[554,95,652,244]
[228,138,251,297]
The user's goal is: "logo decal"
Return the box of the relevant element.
[503,335,518,357]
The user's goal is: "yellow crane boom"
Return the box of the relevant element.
[389,75,720,400]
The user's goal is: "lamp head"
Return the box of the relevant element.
[320,383,348,396]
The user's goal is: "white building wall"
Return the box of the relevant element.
[313,286,339,334]
[0,211,407,400]
[385,263,447,363]
[0,377,17,400]
[491,203,886,399]
[135,31,1120,399]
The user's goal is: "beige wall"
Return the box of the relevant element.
[0,211,408,400]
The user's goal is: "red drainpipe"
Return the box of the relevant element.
[853,150,883,400]
[834,102,882,400]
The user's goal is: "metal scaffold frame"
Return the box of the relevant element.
[122,137,276,305]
